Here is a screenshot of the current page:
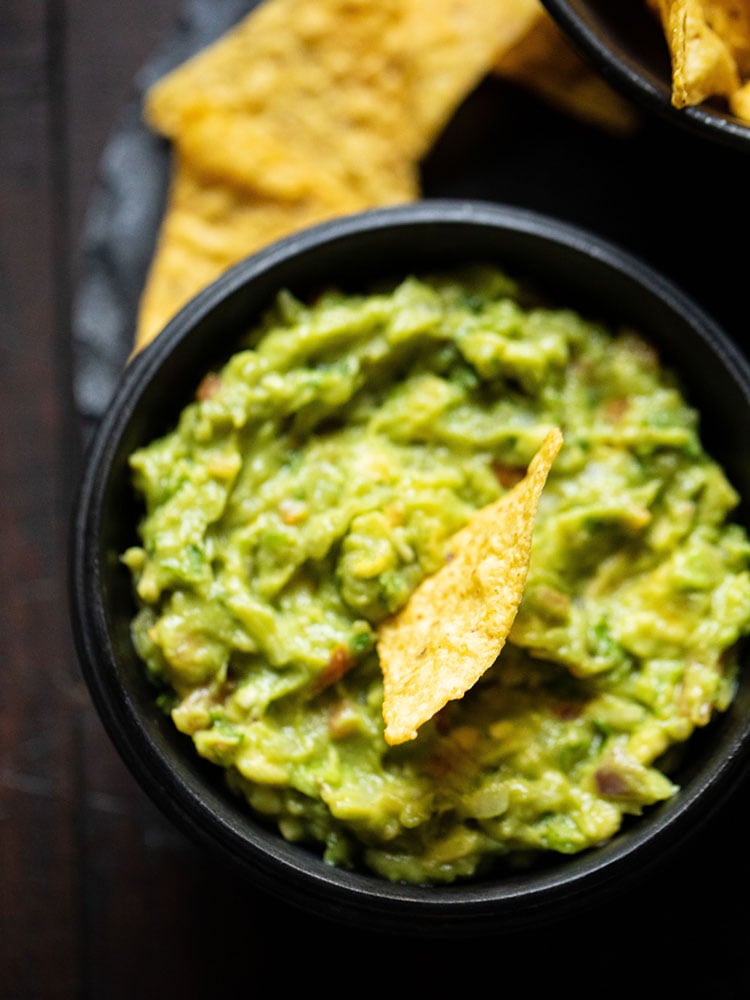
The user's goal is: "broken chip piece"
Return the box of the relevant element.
[646,0,750,116]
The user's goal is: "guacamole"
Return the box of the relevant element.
[123,266,750,884]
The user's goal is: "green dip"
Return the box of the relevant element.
[122,266,750,884]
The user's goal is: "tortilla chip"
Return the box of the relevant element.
[649,0,741,108]
[145,0,517,199]
[701,0,750,75]
[378,426,563,746]
[494,8,640,135]
[146,1,416,206]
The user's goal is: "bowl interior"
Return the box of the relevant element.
[72,201,750,935]
[541,0,750,151]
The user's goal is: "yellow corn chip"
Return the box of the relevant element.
[378,426,563,745]
[649,0,740,108]
[145,0,516,200]
[146,0,416,206]
[702,0,750,75]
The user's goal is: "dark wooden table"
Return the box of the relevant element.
[4,2,750,997]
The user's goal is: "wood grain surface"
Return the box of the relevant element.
[3,2,750,997]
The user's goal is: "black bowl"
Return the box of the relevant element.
[70,199,750,937]
[541,0,750,152]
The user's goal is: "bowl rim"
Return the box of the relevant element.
[70,198,750,935]
[540,0,750,153]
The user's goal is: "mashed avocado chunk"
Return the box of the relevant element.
[123,266,750,884]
